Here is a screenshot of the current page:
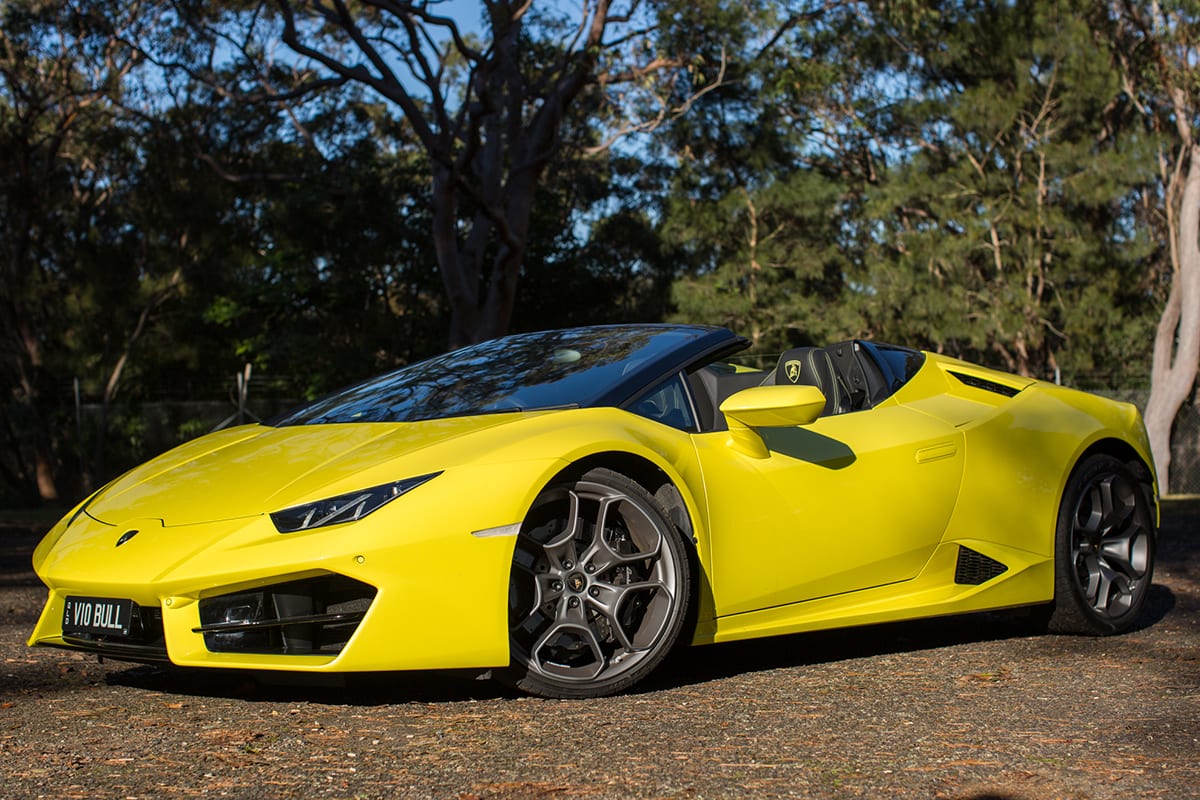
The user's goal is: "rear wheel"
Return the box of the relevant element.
[1048,455,1155,635]
[502,468,691,698]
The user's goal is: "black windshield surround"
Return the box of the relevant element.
[272,325,748,426]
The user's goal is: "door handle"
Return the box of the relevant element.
[915,442,958,463]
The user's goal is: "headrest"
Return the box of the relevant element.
[775,347,840,415]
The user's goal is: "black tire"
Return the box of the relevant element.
[500,468,692,698]
[1048,454,1155,635]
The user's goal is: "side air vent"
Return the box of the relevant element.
[955,546,1008,585]
[948,371,1021,398]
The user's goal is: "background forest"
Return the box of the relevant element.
[2,0,1198,505]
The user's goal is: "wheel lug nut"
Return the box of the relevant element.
[550,580,563,592]
[585,563,595,573]
[568,597,580,608]
[563,560,574,569]
[589,587,599,597]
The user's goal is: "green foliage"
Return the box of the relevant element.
[660,1,881,354]
[0,1,696,502]
[857,0,1160,381]
[664,0,1161,384]
[0,0,1182,504]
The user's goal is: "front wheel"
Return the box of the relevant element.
[1048,455,1155,635]
[501,468,691,698]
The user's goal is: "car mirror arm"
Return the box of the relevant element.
[723,416,772,459]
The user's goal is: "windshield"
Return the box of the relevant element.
[273,325,722,425]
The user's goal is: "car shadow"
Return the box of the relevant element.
[1132,582,1176,630]
[102,586,1175,705]
[104,662,517,703]
[642,586,1176,694]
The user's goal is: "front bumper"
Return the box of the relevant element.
[27,462,552,672]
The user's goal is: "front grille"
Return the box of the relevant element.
[955,546,1008,585]
[61,603,168,662]
[196,574,376,655]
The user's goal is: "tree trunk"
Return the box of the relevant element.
[1144,144,1200,494]
[35,451,59,502]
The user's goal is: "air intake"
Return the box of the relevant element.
[196,574,376,655]
[955,546,1008,585]
[948,371,1021,397]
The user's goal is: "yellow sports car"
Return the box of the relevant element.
[29,325,1158,697]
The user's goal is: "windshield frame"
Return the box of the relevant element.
[270,325,748,427]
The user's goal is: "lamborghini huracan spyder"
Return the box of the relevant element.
[29,325,1158,697]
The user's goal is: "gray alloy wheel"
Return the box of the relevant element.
[502,468,691,698]
[1048,454,1155,635]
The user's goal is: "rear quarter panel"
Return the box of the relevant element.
[906,361,1156,559]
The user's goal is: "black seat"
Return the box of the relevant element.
[825,341,870,410]
[690,367,769,432]
[772,347,851,416]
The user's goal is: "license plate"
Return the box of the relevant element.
[62,596,134,637]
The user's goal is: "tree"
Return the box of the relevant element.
[1103,0,1200,493]
[664,0,1158,380]
[861,0,1157,381]
[662,1,874,354]
[157,0,728,348]
[0,0,152,501]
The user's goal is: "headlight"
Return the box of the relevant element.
[270,472,441,533]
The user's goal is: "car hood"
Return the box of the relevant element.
[86,416,519,526]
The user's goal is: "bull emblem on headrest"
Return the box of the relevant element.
[785,360,803,383]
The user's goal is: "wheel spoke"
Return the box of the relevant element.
[1104,487,1135,534]
[532,572,566,611]
[578,495,664,573]
[576,495,621,571]
[1088,557,1113,610]
[1078,552,1103,604]
[1100,527,1149,578]
[1092,558,1136,614]
[1097,477,1115,527]
[541,490,583,569]
[1077,484,1105,535]
[529,613,606,682]
[586,580,672,653]
[1107,573,1134,615]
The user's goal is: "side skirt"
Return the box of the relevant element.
[691,540,1053,645]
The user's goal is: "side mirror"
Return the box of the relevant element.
[719,385,826,458]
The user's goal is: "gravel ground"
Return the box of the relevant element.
[1,502,1197,800]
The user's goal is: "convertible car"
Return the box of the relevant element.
[29,325,1157,697]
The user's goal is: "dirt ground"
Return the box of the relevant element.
[1,502,1197,800]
